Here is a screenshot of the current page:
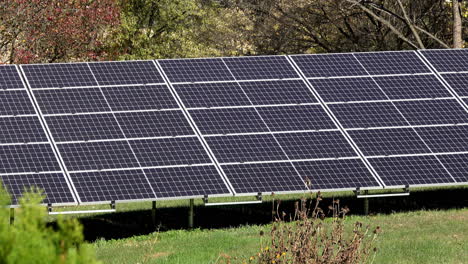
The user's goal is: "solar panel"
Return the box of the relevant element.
[174,82,250,108]
[437,154,468,183]
[70,170,155,202]
[130,138,212,166]
[329,102,407,128]
[309,77,387,102]
[46,114,124,142]
[415,125,468,153]
[189,108,269,134]
[145,165,231,197]
[0,65,28,89]
[223,56,298,80]
[348,128,431,156]
[158,58,234,83]
[0,117,49,143]
[394,99,468,125]
[240,80,317,105]
[3,50,466,205]
[22,63,97,88]
[1,173,75,204]
[115,111,194,138]
[103,85,180,111]
[373,75,453,99]
[275,132,357,159]
[221,162,307,193]
[354,51,430,75]
[58,141,139,171]
[293,159,380,189]
[368,155,454,186]
[256,105,336,131]
[440,73,468,96]
[88,61,164,85]
[34,88,110,114]
[205,134,287,163]
[0,144,62,174]
[290,53,367,77]
[419,49,468,72]
[0,90,37,115]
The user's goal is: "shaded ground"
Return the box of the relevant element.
[73,187,468,241]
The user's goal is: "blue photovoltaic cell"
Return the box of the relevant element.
[348,128,431,156]
[374,75,453,99]
[291,54,367,77]
[293,159,380,189]
[174,82,250,108]
[222,162,307,193]
[116,111,194,138]
[240,80,317,105]
[89,61,164,85]
[34,88,110,114]
[145,165,230,197]
[0,144,61,174]
[189,108,269,135]
[103,85,179,111]
[440,73,468,96]
[415,125,468,153]
[368,155,454,186]
[22,63,97,88]
[437,154,468,183]
[70,170,155,202]
[45,114,124,142]
[0,65,24,89]
[354,51,430,75]
[275,132,357,159]
[0,116,49,143]
[0,90,37,116]
[130,138,212,167]
[1,173,75,205]
[223,56,298,80]
[205,134,287,163]
[329,102,407,128]
[58,141,139,171]
[159,58,234,83]
[394,99,468,125]
[420,49,468,72]
[257,105,337,131]
[309,77,387,102]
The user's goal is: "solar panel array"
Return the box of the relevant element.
[0,49,466,205]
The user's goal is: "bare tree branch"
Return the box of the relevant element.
[345,0,419,49]
[397,0,425,48]
[364,1,450,48]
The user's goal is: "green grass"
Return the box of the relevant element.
[93,208,468,264]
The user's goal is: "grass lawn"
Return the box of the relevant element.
[93,208,468,264]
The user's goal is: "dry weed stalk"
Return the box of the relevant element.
[250,192,380,264]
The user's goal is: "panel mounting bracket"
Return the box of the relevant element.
[354,186,410,198]
[203,193,263,206]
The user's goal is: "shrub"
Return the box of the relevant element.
[0,184,100,264]
[247,193,380,264]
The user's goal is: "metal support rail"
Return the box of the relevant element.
[47,201,116,215]
[203,193,263,206]
[354,186,410,198]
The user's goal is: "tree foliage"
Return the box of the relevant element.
[0,0,120,64]
[0,185,99,264]
[0,0,466,63]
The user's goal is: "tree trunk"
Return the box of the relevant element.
[453,0,463,48]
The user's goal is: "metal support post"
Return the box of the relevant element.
[188,199,194,228]
[363,190,369,216]
[9,208,14,225]
[151,201,157,226]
